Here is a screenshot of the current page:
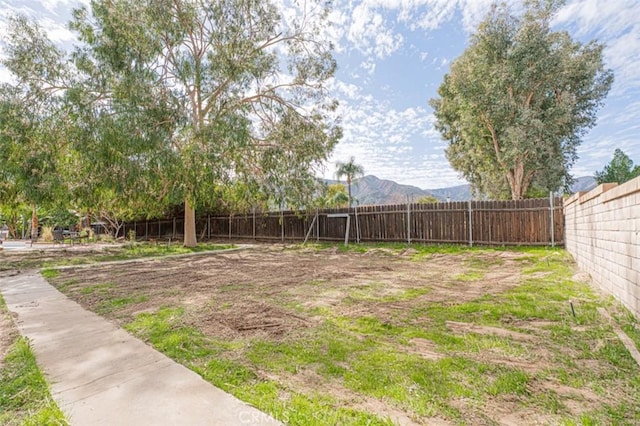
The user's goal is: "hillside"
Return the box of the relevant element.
[340,175,597,205]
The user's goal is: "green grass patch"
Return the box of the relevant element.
[98,242,235,262]
[454,271,485,281]
[80,282,116,295]
[0,294,67,425]
[40,269,59,279]
[302,241,477,259]
[97,295,148,314]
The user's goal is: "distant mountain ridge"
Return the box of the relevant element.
[337,175,597,205]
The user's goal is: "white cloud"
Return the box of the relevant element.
[348,2,404,58]
[554,0,640,94]
[322,84,464,188]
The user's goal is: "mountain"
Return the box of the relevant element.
[571,176,597,192]
[342,175,597,206]
[351,175,439,205]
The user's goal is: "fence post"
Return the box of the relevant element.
[172,218,176,239]
[407,198,411,244]
[316,209,319,242]
[355,204,360,243]
[228,215,232,240]
[281,210,284,242]
[253,208,256,240]
[145,221,148,240]
[468,200,473,247]
[549,192,555,247]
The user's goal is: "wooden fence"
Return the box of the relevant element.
[122,197,564,246]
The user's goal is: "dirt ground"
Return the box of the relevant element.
[8,244,637,425]
[48,245,525,336]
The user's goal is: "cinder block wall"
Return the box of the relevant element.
[564,177,640,317]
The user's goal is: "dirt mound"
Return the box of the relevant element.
[198,302,310,339]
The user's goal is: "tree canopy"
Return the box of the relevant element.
[594,149,640,185]
[0,16,69,239]
[430,0,613,200]
[1,0,341,246]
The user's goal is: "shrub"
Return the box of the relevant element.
[41,226,54,242]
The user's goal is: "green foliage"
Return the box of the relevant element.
[0,16,70,240]
[594,148,640,185]
[430,1,613,200]
[67,0,341,246]
[316,183,349,208]
[416,195,439,204]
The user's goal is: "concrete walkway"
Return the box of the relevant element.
[0,271,281,426]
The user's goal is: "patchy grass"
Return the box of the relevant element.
[0,295,67,425]
[97,295,148,314]
[80,282,116,295]
[46,244,640,425]
[301,242,478,259]
[0,242,235,271]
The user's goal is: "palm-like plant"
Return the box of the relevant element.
[335,156,364,207]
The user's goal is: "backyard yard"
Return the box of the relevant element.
[32,244,640,424]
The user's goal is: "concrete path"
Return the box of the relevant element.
[0,271,281,426]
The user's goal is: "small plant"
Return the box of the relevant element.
[40,226,54,242]
[128,230,136,246]
[81,227,95,241]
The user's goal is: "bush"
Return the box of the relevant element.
[40,226,54,242]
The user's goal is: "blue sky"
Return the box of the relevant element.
[1,0,638,189]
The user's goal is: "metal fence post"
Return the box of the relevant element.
[407,197,411,244]
[550,192,555,247]
[172,218,176,239]
[228,215,232,240]
[355,204,360,243]
[468,200,473,247]
[253,208,256,240]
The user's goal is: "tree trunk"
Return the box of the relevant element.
[507,161,527,200]
[31,205,39,241]
[184,198,197,247]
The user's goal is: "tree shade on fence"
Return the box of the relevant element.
[121,197,564,246]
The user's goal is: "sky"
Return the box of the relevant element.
[1,0,638,190]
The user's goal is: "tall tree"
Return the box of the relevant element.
[69,0,340,247]
[335,156,364,207]
[0,16,69,240]
[594,149,640,185]
[430,0,613,200]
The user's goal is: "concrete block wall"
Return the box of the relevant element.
[564,177,640,317]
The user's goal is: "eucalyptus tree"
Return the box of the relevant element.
[69,0,340,246]
[430,0,613,200]
[0,16,69,239]
[335,156,364,207]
